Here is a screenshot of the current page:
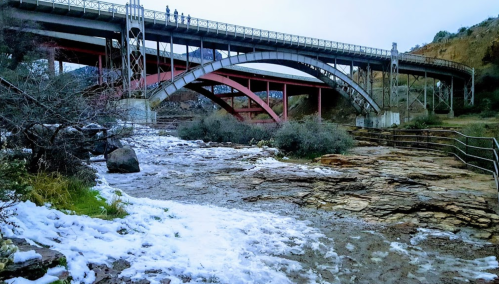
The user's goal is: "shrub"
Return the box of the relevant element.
[433,31,452,42]
[273,116,354,159]
[0,155,32,224]
[479,110,497,118]
[404,114,443,129]
[458,27,467,33]
[177,114,274,145]
[479,20,490,27]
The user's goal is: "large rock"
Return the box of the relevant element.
[92,138,123,156]
[82,123,105,136]
[107,148,140,173]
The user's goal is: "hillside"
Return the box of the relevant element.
[411,16,499,104]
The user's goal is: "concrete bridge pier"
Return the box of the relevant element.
[118,99,157,124]
[356,110,400,128]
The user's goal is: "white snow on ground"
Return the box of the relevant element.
[13,250,42,263]
[1,175,329,284]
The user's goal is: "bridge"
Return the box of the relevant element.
[5,0,475,125]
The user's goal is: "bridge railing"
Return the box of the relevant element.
[399,53,473,74]
[345,126,499,195]
[23,0,473,75]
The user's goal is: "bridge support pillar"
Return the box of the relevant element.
[357,110,400,128]
[118,98,157,124]
[122,0,147,98]
[448,76,454,118]
[98,55,103,85]
[390,43,399,108]
[317,88,322,122]
[283,84,288,121]
[47,47,55,77]
[266,81,270,105]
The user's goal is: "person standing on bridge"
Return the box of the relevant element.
[174,9,178,24]
[187,14,191,26]
[166,5,170,22]
[181,13,185,24]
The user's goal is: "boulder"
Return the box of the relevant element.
[92,138,123,156]
[82,123,104,136]
[107,148,140,173]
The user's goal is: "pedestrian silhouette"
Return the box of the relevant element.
[187,14,191,26]
[166,5,170,22]
[174,9,178,24]
[181,13,185,24]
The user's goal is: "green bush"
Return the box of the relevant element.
[273,117,354,159]
[177,114,274,145]
[404,114,443,129]
[0,157,31,199]
[0,155,32,224]
[479,110,497,118]
[433,30,452,42]
[479,20,490,27]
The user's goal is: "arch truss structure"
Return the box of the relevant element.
[144,72,280,122]
[149,52,382,116]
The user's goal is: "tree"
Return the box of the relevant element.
[0,6,124,179]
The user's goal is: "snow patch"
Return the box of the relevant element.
[13,250,42,263]
[1,173,329,283]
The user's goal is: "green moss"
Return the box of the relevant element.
[58,257,68,269]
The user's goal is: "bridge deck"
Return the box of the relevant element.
[8,0,473,81]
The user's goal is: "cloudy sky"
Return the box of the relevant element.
[109,0,499,75]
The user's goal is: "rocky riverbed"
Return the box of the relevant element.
[91,130,499,283]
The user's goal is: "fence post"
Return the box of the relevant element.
[465,136,469,163]
[426,130,429,149]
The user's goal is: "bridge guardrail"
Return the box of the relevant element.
[345,126,499,195]
[18,0,473,75]
[399,53,473,74]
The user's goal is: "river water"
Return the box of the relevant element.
[95,130,499,283]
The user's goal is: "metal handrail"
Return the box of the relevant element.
[18,0,473,75]
[365,132,497,153]
[347,126,499,194]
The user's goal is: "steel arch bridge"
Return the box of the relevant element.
[5,0,475,124]
[149,52,380,115]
